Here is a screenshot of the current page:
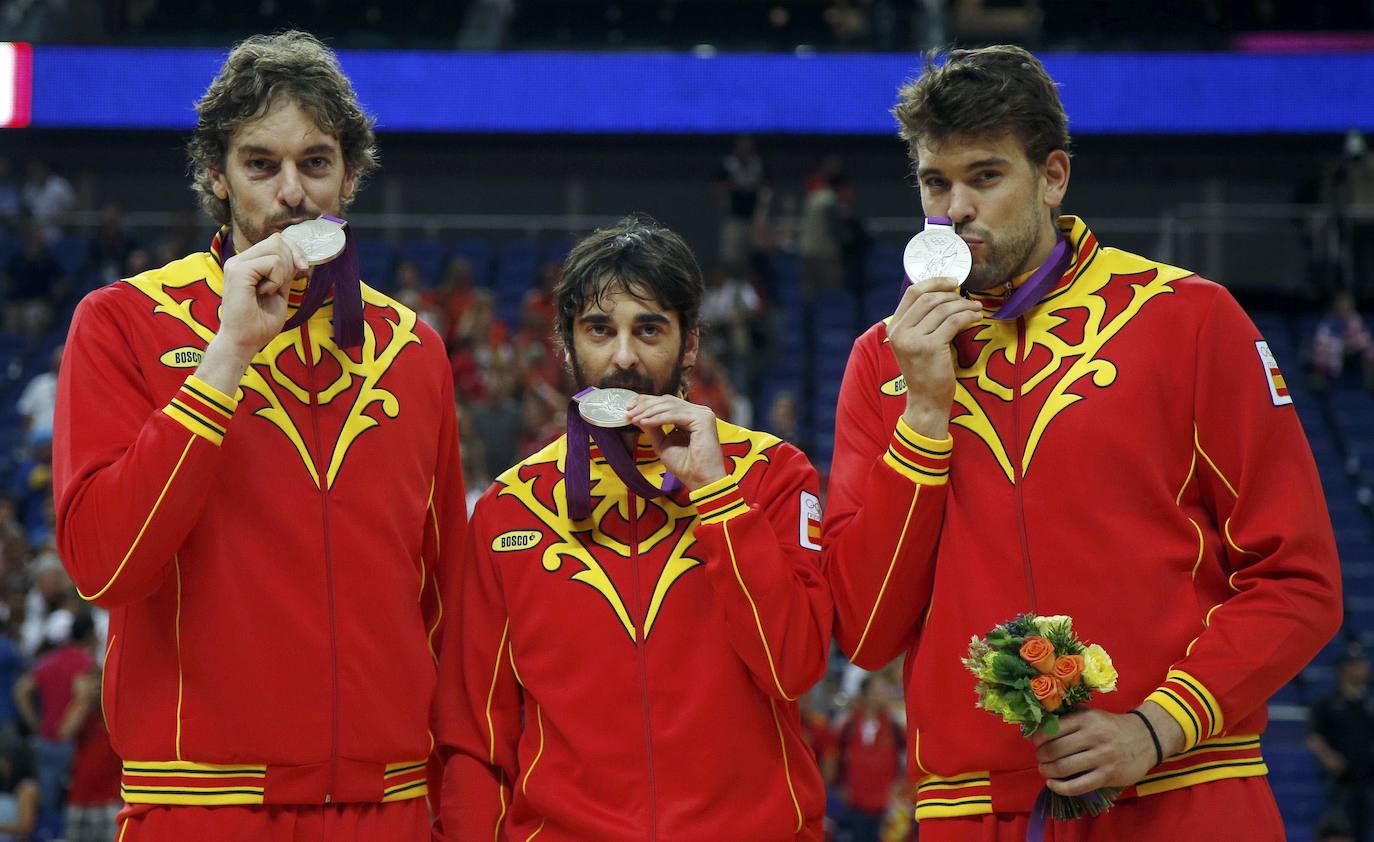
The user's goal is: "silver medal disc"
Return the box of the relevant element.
[577,387,639,428]
[903,226,973,286]
[282,217,347,266]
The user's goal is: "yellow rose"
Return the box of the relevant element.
[1082,644,1118,692]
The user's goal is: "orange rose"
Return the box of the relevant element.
[1030,675,1067,712]
[1019,636,1056,674]
[1052,655,1085,686]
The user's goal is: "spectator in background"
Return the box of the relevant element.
[468,362,522,481]
[0,614,22,740]
[394,257,444,331]
[0,730,37,842]
[1311,290,1374,392]
[3,223,65,335]
[19,161,74,245]
[1327,129,1374,299]
[121,245,152,279]
[714,134,769,271]
[435,255,478,344]
[0,499,26,582]
[700,263,763,398]
[84,203,136,287]
[799,173,844,298]
[688,348,737,423]
[764,391,812,459]
[0,158,20,226]
[19,555,73,660]
[835,672,905,842]
[57,666,120,842]
[16,344,60,446]
[515,387,562,457]
[14,609,97,822]
[1309,645,1374,842]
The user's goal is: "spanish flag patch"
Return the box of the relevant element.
[1255,340,1292,407]
[799,490,822,551]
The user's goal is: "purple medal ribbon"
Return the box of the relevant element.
[985,235,1072,322]
[1026,788,1051,842]
[564,387,683,521]
[901,216,1073,322]
[217,215,365,349]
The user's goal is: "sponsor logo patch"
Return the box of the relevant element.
[159,346,205,369]
[798,491,822,551]
[1255,340,1292,407]
[880,374,908,396]
[491,529,543,553]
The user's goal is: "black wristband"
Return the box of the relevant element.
[1129,709,1164,768]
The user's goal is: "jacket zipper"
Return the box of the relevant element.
[304,325,341,802]
[1012,317,1038,611]
[628,494,659,841]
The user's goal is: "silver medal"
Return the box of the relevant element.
[903,221,972,286]
[282,217,347,266]
[576,387,639,428]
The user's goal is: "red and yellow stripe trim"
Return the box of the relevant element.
[120,759,428,806]
[120,760,267,806]
[913,772,992,820]
[1145,669,1224,751]
[162,375,237,446]
[381,760,430,802]
[883,418,952,486]
[691,476,749,525]
[914,733,1263,822]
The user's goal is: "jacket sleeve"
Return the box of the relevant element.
[423,365,468,812]
[1144,287,1342,751]
[822,330,952,670]
[434,499,521,842]
[53,289,236,608]
[689,442,832,701]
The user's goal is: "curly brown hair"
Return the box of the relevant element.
[892,45,1070,166]
[187,30,378,224]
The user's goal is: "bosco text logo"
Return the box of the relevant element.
[159,346,205,368]
[491,530,543,553]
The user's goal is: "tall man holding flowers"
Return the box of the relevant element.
[823,44,1342,839]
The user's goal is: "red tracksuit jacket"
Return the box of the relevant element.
[435,423,831,841]
[824,216,1342,820]
[53,235,464,811]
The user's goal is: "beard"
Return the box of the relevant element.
[229,201,317,248]
[958,209,1043,293]
[570,342,688,400]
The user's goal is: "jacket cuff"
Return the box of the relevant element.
[690,476,749,525]
[161,375,238,446]
[882,417,952,486]
[1144,669,1223,753]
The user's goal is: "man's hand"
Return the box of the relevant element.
[887,278,983,439]
[1031,705,1185,796]
[218,232,310,352]
[624,395,727,492]
[195,233,309,396]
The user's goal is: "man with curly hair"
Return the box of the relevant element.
[53,31,465,840]
[824,45,1341,840]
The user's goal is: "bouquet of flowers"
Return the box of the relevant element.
[962,613,1120,820]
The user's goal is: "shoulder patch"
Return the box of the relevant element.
[880,374,908,397]
[1255,341,1293,407]
[159,346,205,369]
[799,491,822,551]
[491,529,543,553]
